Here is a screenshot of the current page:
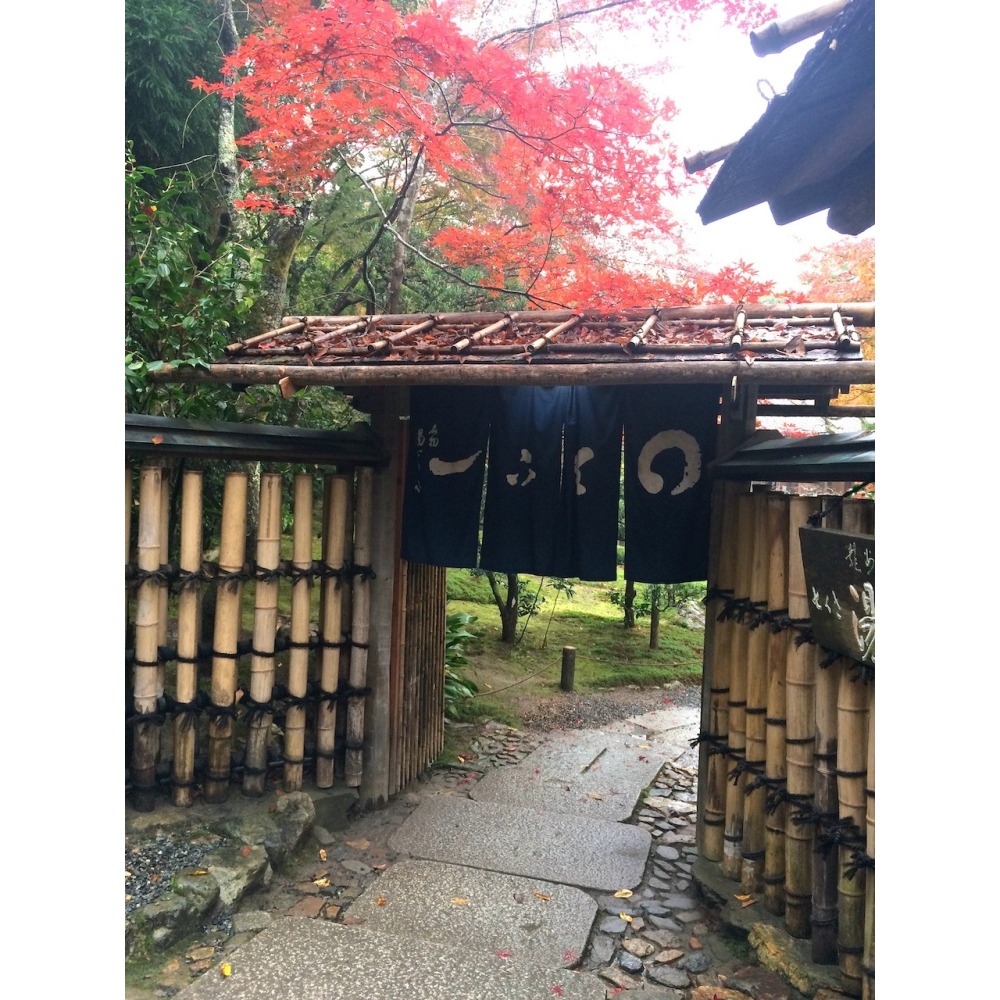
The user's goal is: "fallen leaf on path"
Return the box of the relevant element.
[533,891,552,901]
[551,986,565,996]
[451,897,470,905]
[318,848,328,862]
[220,963,232,977]
[496,950,513,959]
[586,792,603,801]
[613,889,633,898]
[636,744,651,749]
[189,869,210,876]
[619,912,633,923]
[740,898,758,908]
[240,846,252,857]
[345,838,370,850]
[376,896,388,906]
[313,877,330,888]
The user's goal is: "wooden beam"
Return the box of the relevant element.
[153,360,875,390]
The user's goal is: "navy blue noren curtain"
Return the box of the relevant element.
[400,386,493,568]
[623,384,721,584]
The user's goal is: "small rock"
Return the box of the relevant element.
[621,937,655,958]
[678,950,712,973]
[648,965,690,988]
[599,916,629,934]
[618,950,644,973]
[653,948,684,964]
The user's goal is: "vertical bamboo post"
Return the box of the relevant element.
[840,498,874,996]
[784,495,820,938]
[284,474,314,792]
[316,474,349,788]
[204,472,248,803]
[336,477,355,779]
[862,684,875,1000]
[723,492,756,880]
[837,666,869,994]
[741,491,771,893]
[172,471,203,807]
[243,473,282,797]
[131,466,164,812]
[126,466,133,633]
[763,493,789,914]
[812,500,843,964]
[155,471,171,700]
[700,484,740,861]
[345,466,374,788]
[432,565,447,766]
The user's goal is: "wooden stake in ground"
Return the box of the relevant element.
[131,466,164,812]
[316,474,349,788]
[700,483,740,862]
[172,470,203,807]
[741,491,771,894]
[243,472,282,797]
[722,492,756,880]
[283,474,314,792]
[763,493,789,915]
[204,472,248,803]
[784,495,820,938]
[345,466,374,788]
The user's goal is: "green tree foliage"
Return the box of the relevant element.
[125,151,259,417]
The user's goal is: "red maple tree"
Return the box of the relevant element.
[195,0,779,312]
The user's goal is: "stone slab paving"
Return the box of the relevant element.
[174,917,607,1000]
[470,729,677,821]
[389,795,651,891]
[348,859,597,968]
[603,708,701,768]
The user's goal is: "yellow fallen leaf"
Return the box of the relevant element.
[619,912,633,923]
[734,894,751,901]
[451,897,470,905]
[189,869,210,876]
[636,744,652,749]
[220,962,232,978]
[613,889,633,899]
[586,792,603,801]
[533,892,552,901]
[313,877,330,888]
[318,848,328,862]
[345,839,370,850]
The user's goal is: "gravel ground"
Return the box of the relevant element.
[513,680,702,732]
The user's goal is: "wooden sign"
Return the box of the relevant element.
[799,527,874,666]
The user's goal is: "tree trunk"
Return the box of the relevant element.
[249,210,310,334]
[649,599,660,650]
[486,571,520,644]
[385,153,427,314]
[623,578,636,629]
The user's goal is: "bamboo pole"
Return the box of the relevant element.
[837,665,869,994]
[722,493,756,879]
[345,466,374,787]
[811,501,843,964]
[812,648,841,964]
[131,466,163,812]
[432,566,447,768]
[243,473,282,797]
[741,491,771,894]
[862,684,875,1000]
[283,474,314,792]
[126,466,133,633]
[316,474,349,788]
[784,495,820,938]
[700,484,740,861]
[156,471,171,698]
[172,471,203,807]
[763,493,789,915]
[336,478,356,780]
[204,472,248,803]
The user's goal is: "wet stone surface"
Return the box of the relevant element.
[125,699,820,1000]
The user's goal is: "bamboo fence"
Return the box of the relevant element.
[695,488,875,999]
[125,461,446,810]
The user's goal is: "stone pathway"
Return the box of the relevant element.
[127,713,847,1000]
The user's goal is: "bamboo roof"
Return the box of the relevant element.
[155,303,874,399]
